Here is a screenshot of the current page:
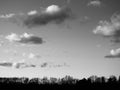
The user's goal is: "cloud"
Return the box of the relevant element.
[28,53,41,59]
[45,5,61,14]
[0,5,73,28]
[5,33,44,45]
[87,0,101,7]
[93,13,120,43]
[27,10,38,15]
[5,33,20,42]
[105,48,120,58]
[0,61,13,67]
[0,60,37,69]
[28,53,36,59]
[40,62,69,68]
[13,62,36,69]
[0,13,15,19]
[23,5,73,28]
[0,61,69,69]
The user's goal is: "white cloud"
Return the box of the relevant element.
[105,48,120,58]
[45,5,61,14]
[0,60,69,69]
[0,5,61,19]
[0,4,73,28]
[5,33,20,42]
[5,33,44,45]
[23,4,72,28]
[20,32,33,38]
[93,13,120,43]
[5,33,33,42]
[22,52,41,59]
[27,10,38,15]
[111,49,120,56]
[93,20,115,36]
[88,0,101,7]
[0,13,15,19]
[93,13,120,58]
[28,53,41,59]
[28,53,36,59]
[12,60,36,69]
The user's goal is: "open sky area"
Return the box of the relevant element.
[0,0,120,79]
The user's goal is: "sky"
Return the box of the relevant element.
[0,0,120,79]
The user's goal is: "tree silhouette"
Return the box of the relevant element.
[119,76,120,82]
[108,75,117,83]
[0,75,120,88]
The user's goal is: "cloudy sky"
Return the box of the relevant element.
[0,0,120,79]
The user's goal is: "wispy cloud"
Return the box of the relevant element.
[0,13,15,19]
[93,13,120,43]
[5,33,44,45]
[87,0,101,7]
[0,60,69,69]
[13,62,36,69]
[40,62,69,68]
[0,60,36,69]
[105,48,120,58]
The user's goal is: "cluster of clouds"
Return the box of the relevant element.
[93,13,120,58]
[87,0,102,7]
[5,32,44,45]
[0,4,72,70]
[0,60,68,69]
[0,4,73,46]
[0,3,103,29]
[0,5,73,28]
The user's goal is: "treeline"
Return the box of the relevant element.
[0,75,120,89]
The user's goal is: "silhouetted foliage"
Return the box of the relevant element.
[119,76,120,82]
[0,75,120,89]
